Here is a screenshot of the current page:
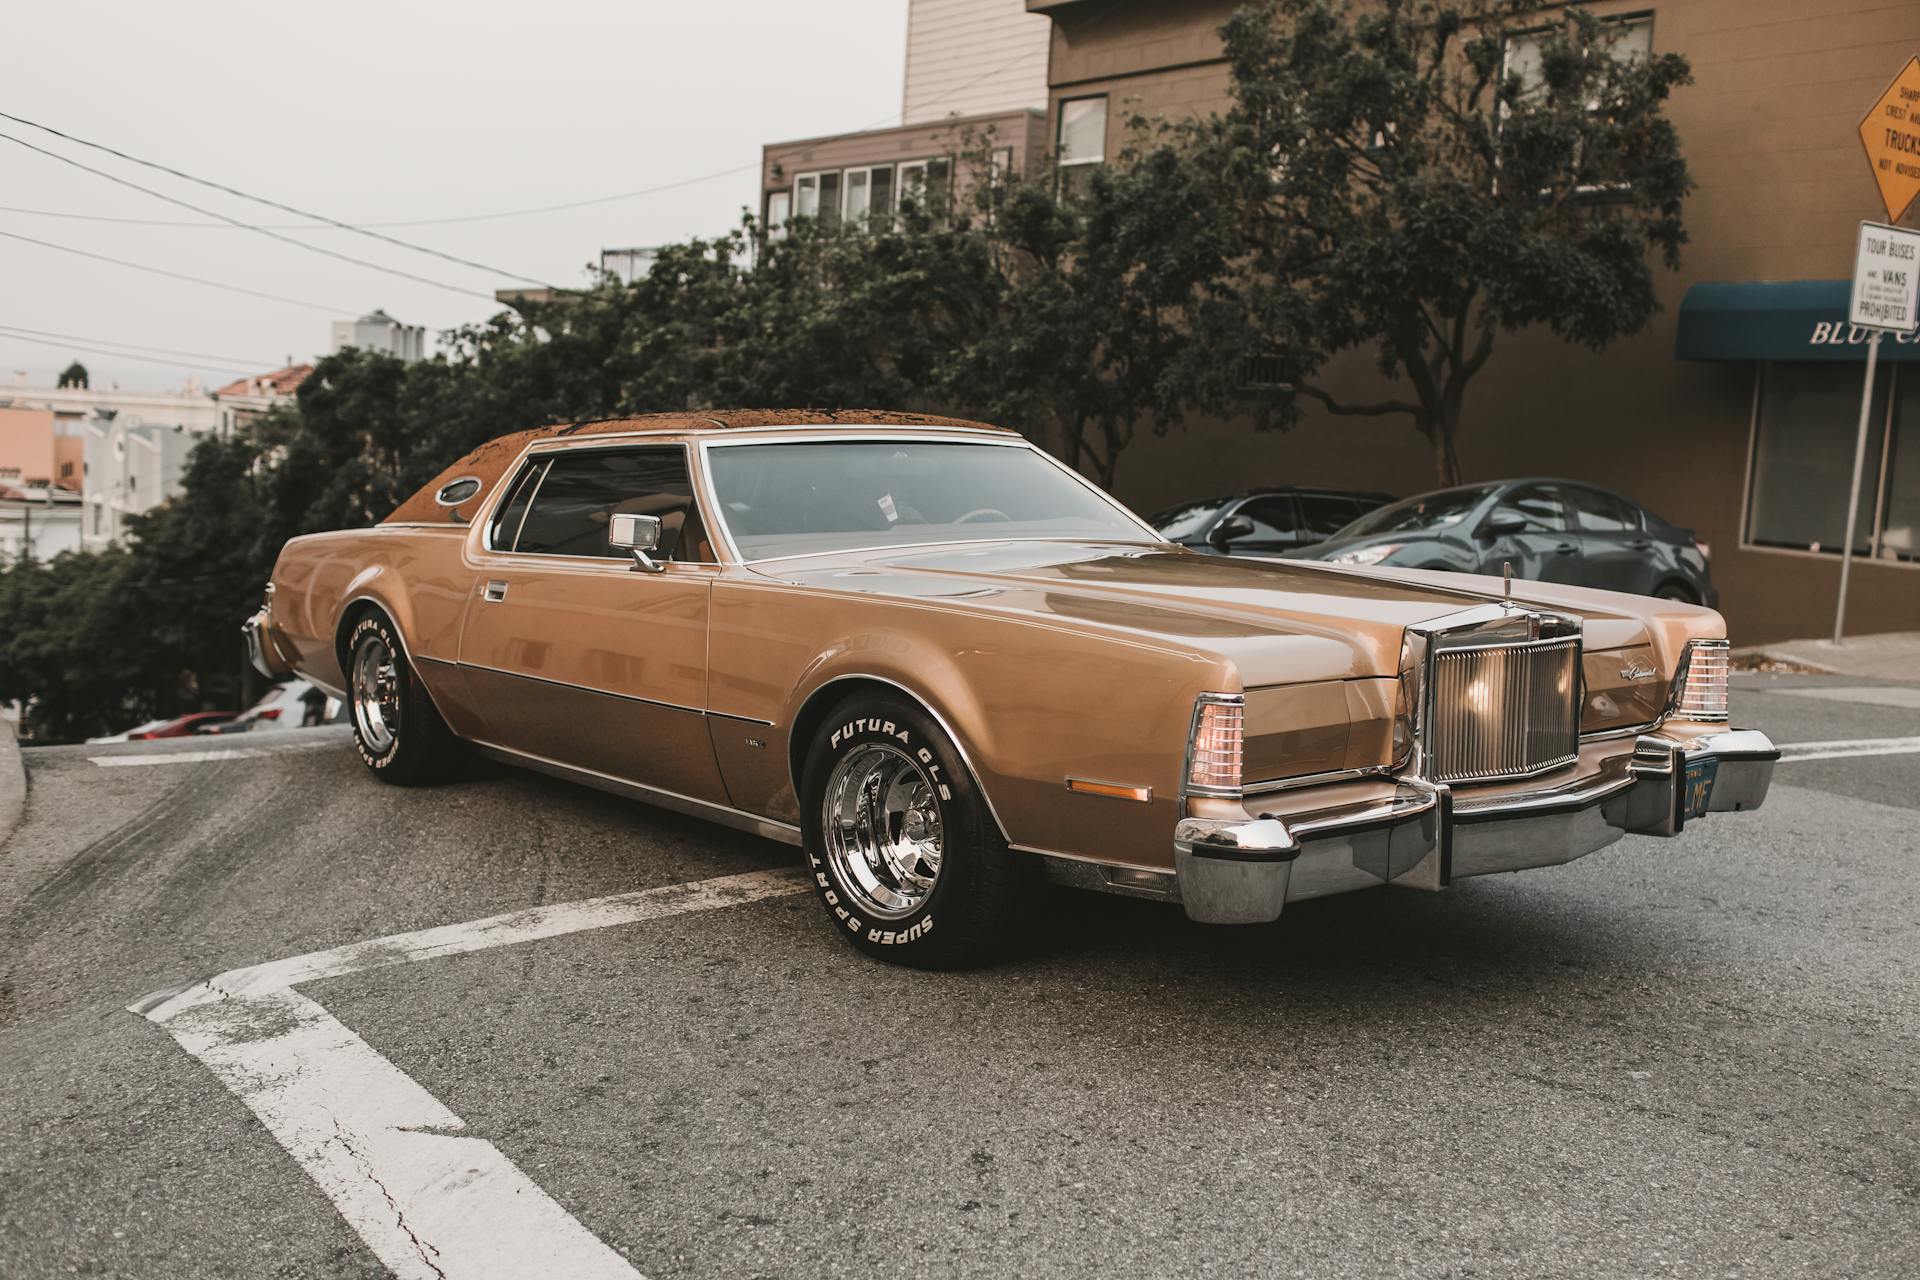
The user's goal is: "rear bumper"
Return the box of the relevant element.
[242,607,294,680]
[1173,727,1777,925]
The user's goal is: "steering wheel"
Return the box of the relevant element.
[954,508,1012,524]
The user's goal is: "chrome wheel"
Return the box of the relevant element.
[822,743,944,920]
[351,634,401,755]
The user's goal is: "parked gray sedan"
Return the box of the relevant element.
[1284,479,1718,605]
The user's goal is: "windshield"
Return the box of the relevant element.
[1149,499,1229,540]
[705,440,1157,561]
[1337,485,1494,539]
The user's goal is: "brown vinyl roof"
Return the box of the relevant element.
[383,409,1011,525]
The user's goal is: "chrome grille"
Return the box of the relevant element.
[1428,637,1580,784]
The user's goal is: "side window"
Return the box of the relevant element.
[509,447,712,562]
[1489,486,1568,533]
[1235,495,1300,545]
[1566,486,1642,533]
[488,458,547,551]
[1298,494,1362,541]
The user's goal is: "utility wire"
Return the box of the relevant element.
[0,129,519,300]
[0,228,344,313]
[0,329,264,375]
[0,110,557,287]
[0,323,278,368]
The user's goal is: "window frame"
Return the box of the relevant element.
[1226,494,1304,548]
[483,442,716,566]
[1055,94,1108,178]
[1740,359,1918,569]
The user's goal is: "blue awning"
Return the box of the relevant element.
[1674,279,1920,363]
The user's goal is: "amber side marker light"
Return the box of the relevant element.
[1066,778,1154,803]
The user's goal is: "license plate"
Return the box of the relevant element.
[1682,756,1719,820]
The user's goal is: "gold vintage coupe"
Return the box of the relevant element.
[246,411,1777,965]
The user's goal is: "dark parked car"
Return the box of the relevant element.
[1151,486,1396,557]
[1285,479,1717,604]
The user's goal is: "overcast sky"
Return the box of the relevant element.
[1,0,908,391]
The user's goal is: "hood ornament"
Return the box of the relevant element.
[1503,560,1513,601]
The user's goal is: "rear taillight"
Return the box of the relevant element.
[1694,538,1712,561]
[258,707,282,721]
[1668,639,1730,722]
[1186,695,1244,794]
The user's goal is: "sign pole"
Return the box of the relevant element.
[1831,329,1880,645]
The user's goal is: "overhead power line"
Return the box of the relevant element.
[0,329,267,376]
[0,128,530,300]
[0,228,345,313]
[0,323,279,368]
[0,110,557,289]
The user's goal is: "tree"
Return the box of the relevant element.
[1155,0,1693,484]
[57,361,88,388]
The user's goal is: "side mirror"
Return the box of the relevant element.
[1209,514,1257,547]
[1481,513,1528,540]
[609,512,666,572]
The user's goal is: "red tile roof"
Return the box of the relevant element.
[214,363,314,400]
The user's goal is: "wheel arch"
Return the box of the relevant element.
[785,673,1012,844]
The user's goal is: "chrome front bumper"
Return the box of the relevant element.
[1173,728,1778,925]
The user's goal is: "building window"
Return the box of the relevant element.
[1745,362,1920,564]
[765,190,790,241]
[794,171,841,226]
[1503,13,1653,101]
[843,164,895,230]
[1057,95,1107,195]
[896,156,952,217]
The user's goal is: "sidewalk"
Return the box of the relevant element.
[1734,631,1920,682]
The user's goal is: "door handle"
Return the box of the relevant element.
[1553,542,1576,556]
[482,580,508,602]
[1628,538,1653,550]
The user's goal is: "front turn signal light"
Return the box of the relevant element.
[1187,695,1244,793]
[1668,639,1730,723]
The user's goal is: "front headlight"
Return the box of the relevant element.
[1667,638,1730,722]
[1330,543,1403,566]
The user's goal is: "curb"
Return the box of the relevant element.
[0,717,23,850]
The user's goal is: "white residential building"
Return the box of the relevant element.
[79,415,199,549]
[902,0,1050,125]
[0,484,83,560]
[0,372,220,435]
[329,309,425,362]
[214,363,313,437]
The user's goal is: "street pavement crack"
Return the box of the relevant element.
[331,1115,448,1280]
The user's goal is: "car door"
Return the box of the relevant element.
[457,443,728,804]
[1563,485,1658,595]
[1474,484,1584,585]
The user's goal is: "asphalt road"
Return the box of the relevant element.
[1,672,1915,1279]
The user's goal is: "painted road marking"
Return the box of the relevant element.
[1771,686,1920,710]
[90,738,340,767]
[130,867,810,1280]
[1776,736,1920,763]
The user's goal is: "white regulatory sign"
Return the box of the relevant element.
[1850,221,1920,332]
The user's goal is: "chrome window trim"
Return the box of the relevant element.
[695,434,1167,567]
[484,456,550,553]
[485,442,717,564]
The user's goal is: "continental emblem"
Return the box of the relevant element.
[1619,663,1658,681]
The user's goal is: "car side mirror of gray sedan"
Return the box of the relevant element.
[1481,513,1529,539]
[1209,514,1257,547]
[609,512,666,572]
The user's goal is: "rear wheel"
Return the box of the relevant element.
[799,692,1026,967]
[1655,582,1698,603]
[346,612,453,785]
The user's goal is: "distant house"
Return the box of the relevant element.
[329,309,425,362]
[0,483,83,560]
[214,362,314,438]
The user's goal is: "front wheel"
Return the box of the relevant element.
[799,693,1027,968]
[346,612,454,785]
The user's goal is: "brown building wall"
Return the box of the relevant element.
[0,407,58,489]
[1039,0,1920,644]
[762,108,1049,226]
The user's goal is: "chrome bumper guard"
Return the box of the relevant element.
[242,608,289,680]
[1173,729,1778,925]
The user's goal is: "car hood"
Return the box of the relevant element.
[750,540,1703,686]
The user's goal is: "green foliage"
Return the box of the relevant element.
[1153,0,1694,482]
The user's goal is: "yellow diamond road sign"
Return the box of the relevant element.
[1860,55,1920,222]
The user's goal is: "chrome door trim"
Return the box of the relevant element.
[469,739,802,846]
